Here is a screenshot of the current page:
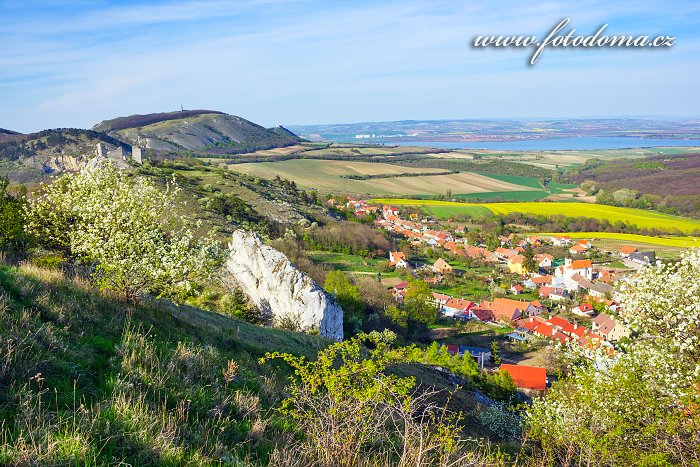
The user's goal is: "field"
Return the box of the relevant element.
[371,199,700,234]
[536,231,700,259]
[230,159,537,196]
[452,146,700,169]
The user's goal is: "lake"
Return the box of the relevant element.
[389,137,700,151]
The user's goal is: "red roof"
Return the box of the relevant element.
[444,298,474,312]
[570,259,592,269]
[547,316,576,334]
[532,275,553,285]
[500,364,547,391]
[471,308,496,322]
[445,344,460,355]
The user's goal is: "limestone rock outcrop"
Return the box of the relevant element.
[225,230,344,340]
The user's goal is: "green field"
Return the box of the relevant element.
[372,199,700,234]
[454,191,550,201]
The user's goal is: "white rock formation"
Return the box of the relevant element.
[225,230,344,341]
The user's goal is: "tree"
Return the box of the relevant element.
[403,279,436,325]
[0,178,29,253]
[25,164,223,302]
[522,244,537,272]
[384,305,407,328]
[490,340,502,365]
[526,250,700,465]
[324,270,365,320]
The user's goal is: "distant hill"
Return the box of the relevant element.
[94,110,302,154]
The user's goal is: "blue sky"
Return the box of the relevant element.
[1,0,699,132]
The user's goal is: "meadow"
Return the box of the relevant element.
[371,199,700,234]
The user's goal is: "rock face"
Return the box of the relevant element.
[225,230,344,341]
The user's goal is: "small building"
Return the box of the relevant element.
[500,364,547,391]
[572,303,595,317]
[510,284,523,295]
[432,258,453,274]
[618,246,637,258]
[629,251,656,265]
[443,298,475,317]
[592,313,630,342]
[551,235,571,246]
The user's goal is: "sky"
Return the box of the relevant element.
[1,0,699,132]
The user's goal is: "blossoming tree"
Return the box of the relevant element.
[26,163,223,302]
[526,251,700,465]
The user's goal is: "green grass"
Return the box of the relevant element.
[547,182,577,194]
[307,251,385,273]
[454,191,550,201]
[0,261,509,463]
[483,174,544,189]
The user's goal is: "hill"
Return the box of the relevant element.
[94,111,302,154]
[0,128,131,184]
[567,153,700,218]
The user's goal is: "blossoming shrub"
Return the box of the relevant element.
[25,164,223,302]
[526,250,700,465]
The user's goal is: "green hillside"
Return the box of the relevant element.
[0,261,508,465]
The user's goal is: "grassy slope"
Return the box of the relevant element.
[0,263,498,465]
[371,199,700,234]
[0,263,326,464]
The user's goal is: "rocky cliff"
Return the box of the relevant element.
[225,230,344,341]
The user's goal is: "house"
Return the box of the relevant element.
[431,292,451,307]
[500,364,547,391]
[388,251,408,268]
[589,281,616,299]
[551,235,571,246]
[470,307,496,322]
[432,258,453,274]
[538,286,567,301]
[510,284,523,295]
[507,255,527,275]
[534,253,553,269]
[618,246,637,258]
[629,251,656,265]
[576,239,592,250]
[531,274,553,286]
[592,313,630,342]
[527,236,542,246]
[382,205,400,218]
[569,244,587,255]
[572,303,595,317]
[481,298,544,322]
[558,258,594,281]
[442,298,475,317]
[392,281,410,303]
[460,346,491,367]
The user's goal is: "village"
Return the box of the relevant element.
[333,196,658,392]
